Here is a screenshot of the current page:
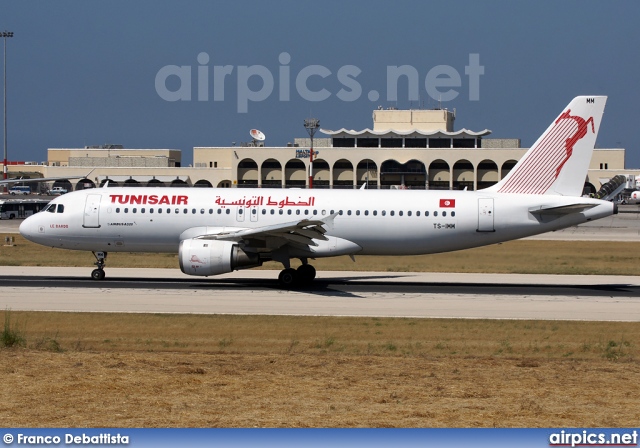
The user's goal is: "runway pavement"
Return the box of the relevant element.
[1,267,639,321]
[1,206,639,321]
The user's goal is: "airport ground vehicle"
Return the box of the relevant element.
[8,185,31,195]
[48,186,68,195]
[0,199,50,219]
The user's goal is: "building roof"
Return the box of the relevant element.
[320,128,491,137]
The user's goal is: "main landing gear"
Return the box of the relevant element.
[91,251,107,280]
[278,259,316,289]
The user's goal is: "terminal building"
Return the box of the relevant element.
[0,108,631,195]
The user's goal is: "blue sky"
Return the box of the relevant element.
[3,1,639,167]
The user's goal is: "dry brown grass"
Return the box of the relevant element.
[2,235,640,275]
[1,312,639,427]
[3,237,639,427]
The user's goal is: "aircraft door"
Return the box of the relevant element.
[83,194,102,228]
[477,198,495,232]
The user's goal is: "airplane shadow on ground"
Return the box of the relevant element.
[1,275,639,298]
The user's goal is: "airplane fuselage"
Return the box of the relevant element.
[21,187,614,256]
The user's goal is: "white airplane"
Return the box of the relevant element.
[20,96,614,287]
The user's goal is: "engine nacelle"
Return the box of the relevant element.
[179,239,261,276]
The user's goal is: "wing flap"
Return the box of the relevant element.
[191,215,336,250]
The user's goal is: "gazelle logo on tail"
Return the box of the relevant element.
[554,110,594,178]
[489,96,606,196]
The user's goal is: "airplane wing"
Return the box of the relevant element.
[197,216,332,249]
[0,170,95,185]
[529,203,597,216]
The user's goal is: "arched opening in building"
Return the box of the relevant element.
[99,179,119,188]
[477,159,499,190]
[217,180,232,188]
[356,159,377,189]
[170,179,189,187]
[428,160,450,190]
[501,160,518,179]
[261,158,282,188]
[333,159,354,189]
[381,159,426,189]
[52,179,73,192]
[74,178,95,190]
[285,159,306,188]
[583,182,596,196]
[124,178,140,187]
[147,178,165,187]
[194,179,213,188]
[238,158,258,187]
[312,159,330,189]
[453,159,474,190]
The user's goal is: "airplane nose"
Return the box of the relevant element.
[19,216,36,241]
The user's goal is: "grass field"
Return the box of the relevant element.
[1,236,639,427]
[1,311,639,427]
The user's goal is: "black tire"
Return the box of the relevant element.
[9,214,15,219]
[91,269,105,281]
[278,268,298,288]
[297,264,316,284]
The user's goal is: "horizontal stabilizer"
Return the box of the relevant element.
[529,203,597,216]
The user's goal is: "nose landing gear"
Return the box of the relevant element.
[91,251,107,280]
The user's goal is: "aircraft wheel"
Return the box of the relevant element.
[297,264,316,284]
[91,269,105,281]
[278,268,298,289]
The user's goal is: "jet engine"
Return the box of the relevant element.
[179,238,261,276]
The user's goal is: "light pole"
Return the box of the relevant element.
[304,118,319,189]
[2,31,13,193]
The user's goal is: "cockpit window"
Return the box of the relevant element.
[46,204,56,213]
[57,204,64,213]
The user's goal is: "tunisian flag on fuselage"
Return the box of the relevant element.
[439,199,455,208]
